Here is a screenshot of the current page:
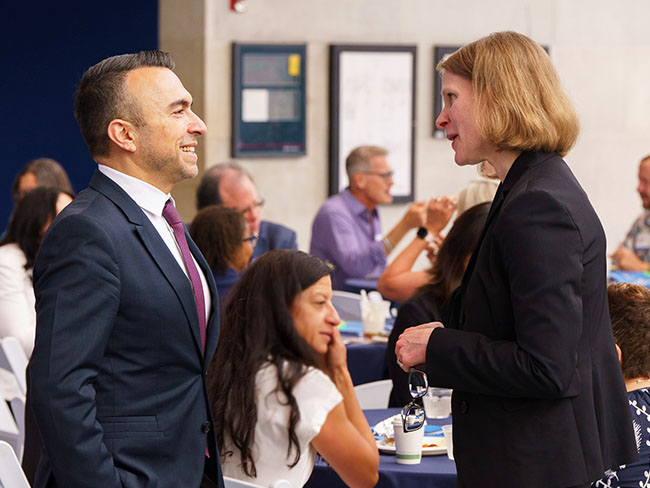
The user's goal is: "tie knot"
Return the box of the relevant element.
[162,199,182,227]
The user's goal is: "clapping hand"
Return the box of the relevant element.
[426,196,456,234]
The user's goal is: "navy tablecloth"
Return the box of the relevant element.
[346,342,388,386]
[304,408,457,488]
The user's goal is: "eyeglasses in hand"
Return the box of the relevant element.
[400,368,428,433]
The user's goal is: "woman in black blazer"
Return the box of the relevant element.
[395,31,637,487]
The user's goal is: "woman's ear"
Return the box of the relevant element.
[615,343,622,365]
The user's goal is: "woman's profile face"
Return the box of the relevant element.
[232,228,254,273]
[290,275,340,355]
[436,71,495,168]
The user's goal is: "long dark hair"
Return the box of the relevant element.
[208,250,333,477]
[189,205,246,273]
[11,158,74,203]
[418,202,490,306]
[1,187,74,269]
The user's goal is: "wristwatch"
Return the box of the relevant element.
[416,226,428,239]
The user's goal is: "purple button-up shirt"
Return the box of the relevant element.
[310,189,386,290]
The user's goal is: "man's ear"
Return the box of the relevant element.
[615,343,622,365]
[107,119,137,153]
[352,172,366,190]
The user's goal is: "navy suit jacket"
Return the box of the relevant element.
[28,170,223,488]
[251,220,297,260]
[427,152,636,487]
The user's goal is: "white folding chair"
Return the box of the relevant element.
[0,399,20,463]
[0,440,30,487]
[0,337,28,395]
[354,379,392,409]
[223,476,293,488]
[332,290,362,321]
[8,395,25,462]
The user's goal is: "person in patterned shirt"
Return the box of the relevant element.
[593,282,650,488]
[612,155,650,270]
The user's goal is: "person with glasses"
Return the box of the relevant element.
[395,32,635,487]
[196,162,297,261]
[310,145,428,290]
[190,205,256,304]
[209,250,379,487]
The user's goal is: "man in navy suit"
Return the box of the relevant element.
[196,162,297,260]
[28,51,224,487]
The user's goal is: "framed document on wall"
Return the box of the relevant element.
[232,43,306,157]
[329,44,417,203]
[433,45,460,138]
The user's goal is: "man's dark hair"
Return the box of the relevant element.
[607,282,650,380]
[74,50,175,158]
[196,162,253,210]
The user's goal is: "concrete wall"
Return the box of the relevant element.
[161,0,650,256]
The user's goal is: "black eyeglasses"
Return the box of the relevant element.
[362,171,394,181]
[401,368,428,433]
[242,233,259,245]
[237,199,265,216]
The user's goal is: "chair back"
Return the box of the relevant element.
[0,337,28,395]
[8,396,25,462]
[354,379,392,409]
[224,476,265,488]
[0,401,21,469]
[332,290,362,321]
[0,440,30,487]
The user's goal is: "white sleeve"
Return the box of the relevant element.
[292,368,343,444]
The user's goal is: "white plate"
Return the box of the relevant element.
[372,414,447,456]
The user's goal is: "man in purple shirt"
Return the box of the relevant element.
[310,145,426,290]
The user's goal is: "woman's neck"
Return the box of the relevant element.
[488,149,522,182]
[625,376,650,392]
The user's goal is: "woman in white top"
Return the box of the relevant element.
[0,186,74,358]
[209,250,379,488]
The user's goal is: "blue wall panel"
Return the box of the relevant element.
[0,1,158,227]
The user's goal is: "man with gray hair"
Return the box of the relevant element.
[310,145,427,290]
[196,162,297,260]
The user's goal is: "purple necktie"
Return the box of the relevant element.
[162,199,206,353]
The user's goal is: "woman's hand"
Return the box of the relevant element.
[325,326,348,376]
[426,196,456,234]
[395,322,444,371]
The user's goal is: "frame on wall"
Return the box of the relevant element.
[329,44,417,203]
[231,43,306,157]
[433,45,461,138]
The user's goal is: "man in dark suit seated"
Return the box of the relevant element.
[196,162,297,260]
[28,50,223,488]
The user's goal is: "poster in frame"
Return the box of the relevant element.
[329,44,416,203]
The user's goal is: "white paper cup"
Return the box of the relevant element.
[441,424,454,460]
[423,388,452,419]
[362,301,389,336]
[392,418,425,464]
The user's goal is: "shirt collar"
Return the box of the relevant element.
[97,164,172,216]
[342,188,377,218]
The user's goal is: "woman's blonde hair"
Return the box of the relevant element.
[437,31,579,157]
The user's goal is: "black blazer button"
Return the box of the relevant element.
[460,400,468,414]
[201,421,212,433]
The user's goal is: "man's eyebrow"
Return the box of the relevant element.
[167,99,191,110]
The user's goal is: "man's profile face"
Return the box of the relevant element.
[362,155,394,205]
[219,175,262,235]
[638,159,650,209]
[127,67,207,190]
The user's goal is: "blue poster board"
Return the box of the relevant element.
[232,43,306,157]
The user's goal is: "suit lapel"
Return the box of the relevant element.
[89,170,205,356]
